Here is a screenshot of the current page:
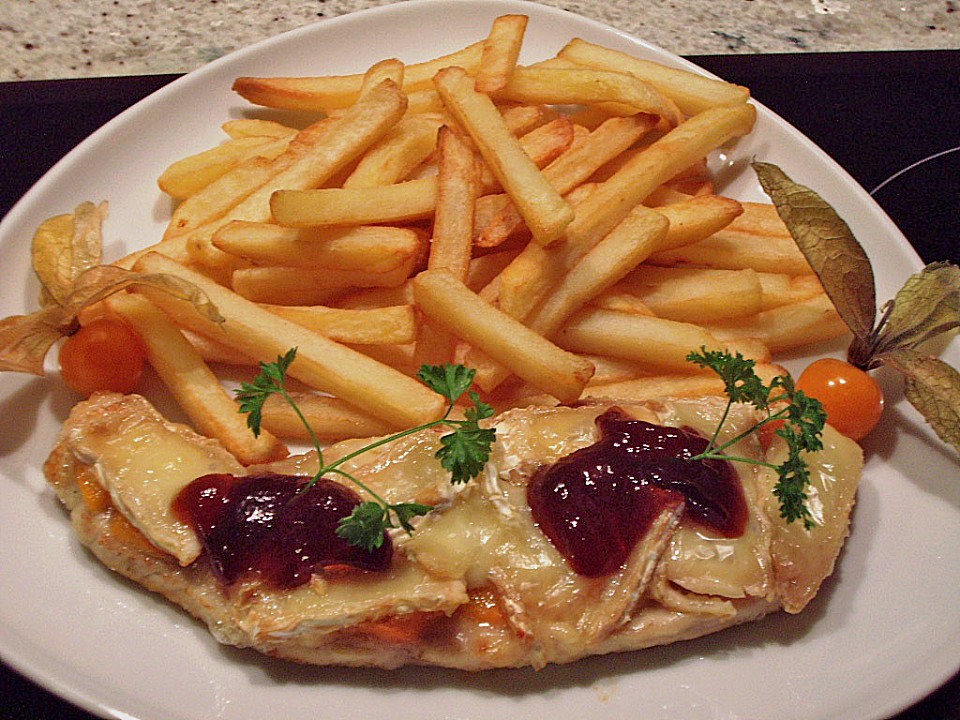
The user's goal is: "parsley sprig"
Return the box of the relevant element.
[686,347,827,529]
[235,349,496,551]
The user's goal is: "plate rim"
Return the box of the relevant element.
[0,2,956,719]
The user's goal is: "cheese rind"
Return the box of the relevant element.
[66,393,243,565]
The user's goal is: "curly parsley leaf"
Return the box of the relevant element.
[417,362,477,404]
[235,347,298,438]
[336,501,392,551]
[687,346,826,528]
[418,365,498,485]
[687,348,770,408]
[438,421,497,484]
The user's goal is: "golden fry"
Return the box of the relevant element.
[475,14,528,94]
[618,266,765,322]
[705,293,849,352]
[563,103,757,254]
[232,41,484,111]
[558,37,751,115]
[413,269,594,402]
[647,228,813,275]
[260,392,395,442]
[263,304,417,345]
[104,293,288,465]
[157,135,290,200]
[212,221,422,272]
[493,66,683,126]
[434,66,573,246]
[527,205,670,338]
[132,252,445,428]
[231,260,416,305]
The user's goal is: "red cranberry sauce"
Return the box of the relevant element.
[527,408,748,577]
[173,472,392,588]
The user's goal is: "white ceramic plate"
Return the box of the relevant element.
[1,2,957,719]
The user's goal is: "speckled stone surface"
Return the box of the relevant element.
[1,0,958,82]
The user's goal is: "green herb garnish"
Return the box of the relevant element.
[235,349,496,551]
[687,347,827,528]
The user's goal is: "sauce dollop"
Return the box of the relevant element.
[527,408,748,577]
[173,472,392,588]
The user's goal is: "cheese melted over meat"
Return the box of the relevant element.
[44,392,862,669]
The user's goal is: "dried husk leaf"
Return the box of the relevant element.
[752,161,875,342]
[66,265,226,325]
[0,265,223,377]
[31,201,106,308]
[872,262,960,360]
[881,348,960,453]
[0,307,74,374]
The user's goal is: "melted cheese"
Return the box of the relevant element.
[761,423,863,612]
[651,398,774,601]
[232,557,467,642]
[67,393,242,565]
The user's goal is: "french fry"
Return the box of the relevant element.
[466,205,670,394]
[212,221,422,272]
[558,37,751,115]
[556,307,741,373]
[492,66,683,126]
[705,293,849,352]
[415,126,480,365]
[271,178,437,227]
[582,354,652,386]
[562,103,757,254]
[590,290,656,316]
[158,117,337,243]
[618,266,765,322]
[581,363,787,401]
[488,183,601,321]
[262,304,417,345]
[427,126,479,280]
[434,66,574,246]
[758,273,824,310]
[358,58,405,100]
[402,88,447,116]
[342,115,443,189]
[182,328,254,366]
[271,117,575,228]
[412,269,594,402]
[346,341,419,377]
[232,41,484,111]
[260,392,395,442]
[159,158,275,244]
[527,204,670,338]
[498,103,558,135]
[477,113,658,247]
[475,14,528,94]
[157,135,291,200]
[231,259,416,305]
[103,292,288,465]
[132,252,446,428]
[464,249,519,292]
[185,80,408,277]
[647,227,813,275]
[647,194,744,251]
[723,201,790,236]
[333,282,416,310]
[221,118,298,139]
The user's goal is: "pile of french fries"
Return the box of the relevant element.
[95,14,847,465]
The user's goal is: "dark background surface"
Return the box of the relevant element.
[1,49,958,719]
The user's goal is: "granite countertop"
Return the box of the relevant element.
[2,0,958,82]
